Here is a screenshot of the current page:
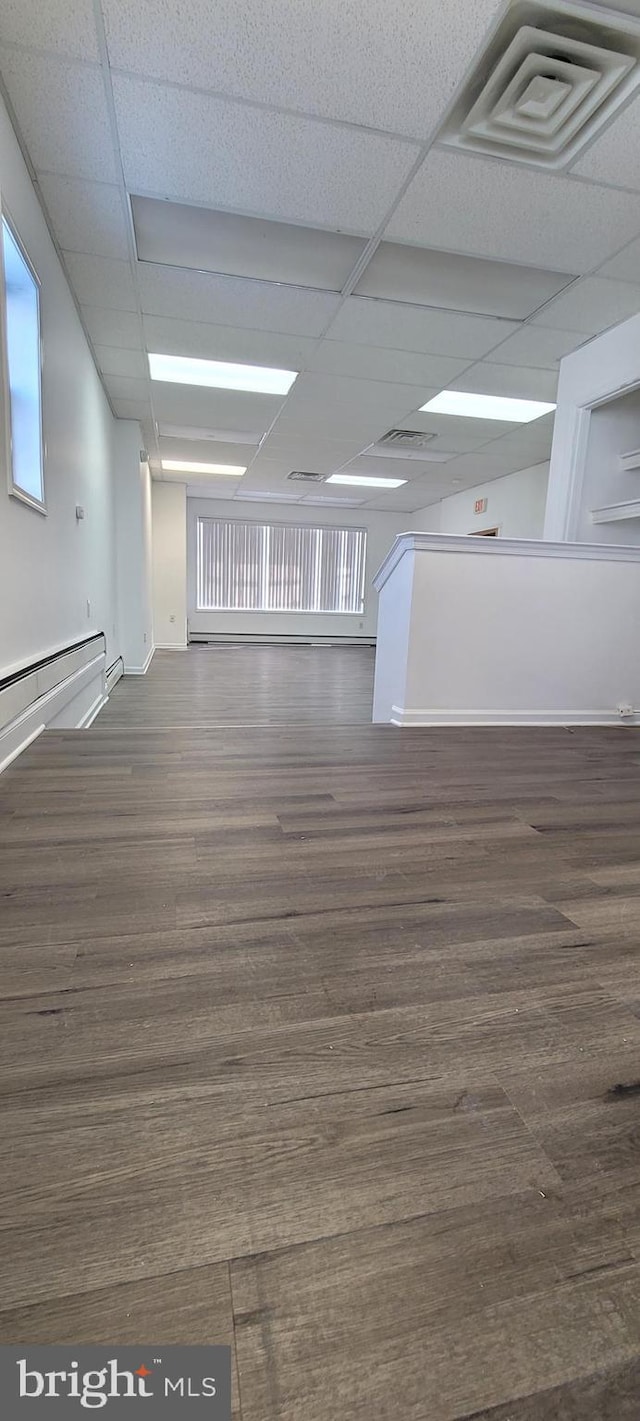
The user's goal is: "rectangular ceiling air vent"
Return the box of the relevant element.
[439,0,640,169]
[287,470,325,482]
[378,429,436,450]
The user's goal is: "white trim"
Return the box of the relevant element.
[373,530,640,592]
[79,691,108,728]
[154,642,188,651]
[0,722,45,776]
[619,448,640,472]
[390,705,640,727]
[1,202,46,514]
[590,499,640,524]
[125,645,155,675]
[545,310,640,539]
[189,632,374,646]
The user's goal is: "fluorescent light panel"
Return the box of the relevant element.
[327,473,407,489]
[149,352,297,395]
[162,460,246,476]
[420,391,556,422]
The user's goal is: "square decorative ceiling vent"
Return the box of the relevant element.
[439,0,640,169]
[378,429,435,450]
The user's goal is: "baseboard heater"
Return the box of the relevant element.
[189,633,375,647]
[0,632,108,774]
[106,655,124,693]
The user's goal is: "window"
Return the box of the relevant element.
[197,517,367,614]
[1,211,44,511]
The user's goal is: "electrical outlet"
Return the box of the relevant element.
[169,613,176,624]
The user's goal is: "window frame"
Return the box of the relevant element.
[196,514,368,615]
[0,200,46,515]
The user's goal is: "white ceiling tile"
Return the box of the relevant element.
[0,0,98,60]
[597,234,640,284]
[113,74,418,232]
[104,374,150,403]
[0,50,118,182]
[141,315,317,370]
[386,148,640,272]
[94,346,148,380]
[307,340,471,386]
[110,397,151,422]
[483,325,586,369]
[63,253,137,311]
[258,438,366,472]
[159,436,257,467]
[396,412,515,451]
[286,371,429,415]
[132,196,365,289]
[81,305,142,350]
[273,409,386,442]
[531,276,640,334]
[355,242,574,319]
[38,175,129,259]
[149,381,284,430]
[432,448,542,482]
[102,0,503,140]
[449,362,558,402]
[325,298,518,357]
[572,95,640,192]
[342,454,444,481]
[137,264,340,336]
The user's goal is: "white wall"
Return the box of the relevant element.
[575,388,640,545]
[114,428,154,673]
[545,310,640,542]
[373,533,640,726]
[0,90,120,678]
[187,496,407,640]
[152,481,187,649]
[410,463,550,539]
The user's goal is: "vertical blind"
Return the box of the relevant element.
[197,517,367,614]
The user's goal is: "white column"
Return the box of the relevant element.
[152,481,187,650]
[113,421,154,673]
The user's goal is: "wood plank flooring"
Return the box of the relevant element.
[3,647,640,1417]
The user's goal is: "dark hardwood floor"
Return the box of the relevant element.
[99,643,376,727]
[3,646,640,1417]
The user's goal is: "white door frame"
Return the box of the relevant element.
[544,311,640,542]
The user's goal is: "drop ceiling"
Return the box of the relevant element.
[2,0,640,512]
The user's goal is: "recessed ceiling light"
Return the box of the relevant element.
[419,391,556,422]
[161,460,246,476]
[149,353,297,395]
[327,473,407,489]
[235,490,301,502]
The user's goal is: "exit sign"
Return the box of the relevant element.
[474,498,488,514]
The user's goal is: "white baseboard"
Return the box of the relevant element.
[154,642,188,651]
[0,722,45,776]
[79,691,109,728]
[125,645,155,675]
[390,705,640,727]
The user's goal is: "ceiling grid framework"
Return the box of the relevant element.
[1,0,640,508]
